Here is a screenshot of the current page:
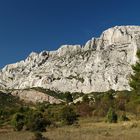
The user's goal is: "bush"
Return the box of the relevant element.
[60,106,78,125]
[65,92,73,103]
[93,93,115,117]
[26,111,51,132]
[76,103,93,117]
[115,91,130,111]
[31,132,49,140]
[120,113,129,121]
[11,113,26,131]
[106,108,118,123]
[126,99,140,116]
[82,95,89,103]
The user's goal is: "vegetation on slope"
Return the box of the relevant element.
[1,50,140,139]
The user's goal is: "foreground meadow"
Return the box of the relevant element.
[1,118,140,140]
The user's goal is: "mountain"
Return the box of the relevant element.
[0,26,140,93]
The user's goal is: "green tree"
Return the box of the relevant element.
[127,50,140,116]
[129,50,140,93]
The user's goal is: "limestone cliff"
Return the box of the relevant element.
[0,26,140,93]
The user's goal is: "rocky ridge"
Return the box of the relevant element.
[0,26,140,93]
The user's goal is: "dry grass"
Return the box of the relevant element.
[0,131,33,140]
[1,118,140,140]
[44,118,140,140]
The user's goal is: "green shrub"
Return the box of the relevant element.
[31,132,49,140]
[120,113,129,121]
[76,103,93,117]
[106,108,118,123]
[45,104,65,122]
[115,91,130,111]
[126,98,140,116]
[26,111,51,132]
[60,106,78,125]
[82,95,89,103]
[92,93,115,117]
[11,113,26,131]
[65,92,73,103]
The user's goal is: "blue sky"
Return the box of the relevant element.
[0,0,140,68]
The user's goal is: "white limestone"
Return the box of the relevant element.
[0,26,140,93]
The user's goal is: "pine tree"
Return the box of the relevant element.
[129,50,140,93]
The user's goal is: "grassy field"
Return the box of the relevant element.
[1,118,140,140]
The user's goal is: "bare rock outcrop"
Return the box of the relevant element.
[11,89,63,104]
[0,26,140,93]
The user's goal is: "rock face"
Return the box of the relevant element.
[11,89,63,104]
[0,26,140,93]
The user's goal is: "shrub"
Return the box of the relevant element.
[26,111,51,132]
[18,106,30,113]
[11,113,26,131]
[45,104,65,122]
[93,107,107,117]
[93,93,115,117]
[120,113,129,121]
[65,92,73,103]
[31,132,49,140]
[76,103,93,117]
[60,106,78,125]
[106,108,118,123]
[115,91,130,111]
[82,95,89,103]
[126,99,140,116]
